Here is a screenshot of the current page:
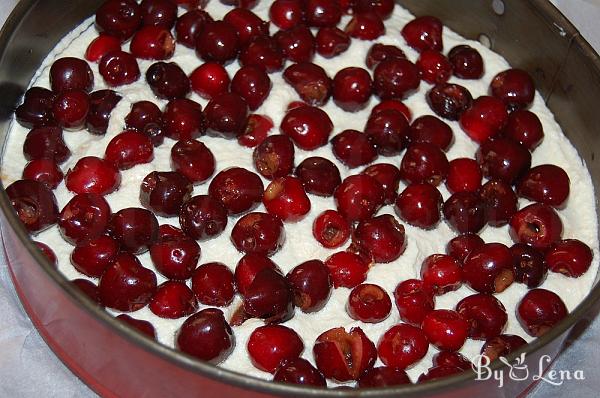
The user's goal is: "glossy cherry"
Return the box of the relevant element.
[463,242,515,294]
[316,27,350,58]
[85,34,122,63]
[408,115,453,151]
[105,130,154,169]
[190,62,230,100]
[345,12,385,41]
[446,233,485,264]
[295,157,341,197]
[364,109,409,156]
[545,239,593,278]
[140,171,192,217]
[146,62,190,99]
[373,58,420,99]
[149,281,198,319]
[170,139,215,184]
[59,193,111,245]
[286,259,332,313]
[239,36,285,73]
[179,195,228,241]
[479,179,518,227]
[325,251,369,289]
[427,83,473,121]
[49,57,94,93]
[517,289,567,337]
[456,293,508,340]
[365,43,406,70]
[283,62,332,107]
[231,212,285,256]
[35,241,58,267]
[248,325,304,373]
[6,180,59,234]
[395,183,442,229]
[195,21,240,64]
[377,324,428,369]
[433,351,473,371]
[150,237,200,280]
[99,51,141,87]
[140,0,177,28]
[503,109,544,150]
[334,174,385,223]
[446,158,482,194]
[22,159,63,189]
[116,314,156,339]
[223,8,269,47]
[95,0,142,40]
[393,279,435,326]
[239,114,274,148]
[253,134,295,180]
[490,68,535,111]
[275,25,316,63]
[273,358,327,387]
[416,50,452,84]
[52,90,90,130]
[332,129,377,168]
[352,214,406,263]
[332,67,373,112]
[347,283,392,323]
[362,163,401,204]
[280,105,333,150]
[204,92,249,139]
[15,87,56,128]
[86,89,122,135]
[516,164,570,208]
[358,367,411,388]
[208,167,264,215]
[448,45,484,79]
[269,0,305,30]
[65,156,121,195]
[510,243,547,288]
[400,142,449,186]
[509,203,563,250]
[401,15,443,52]
[243,267,294,323]
[130,26,175,60]
[304,0,342,27]
[175,308,234,364]
[109,207,159,254]
[443,191,486,234]
[476,137,531,184]
[71,235,119,278]
[420,254,463,295]
[422,309,469,351]
[231,65,272,111]
[175,10,213,48]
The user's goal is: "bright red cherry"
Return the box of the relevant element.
[331,129,377,168]
[99,50,140,87]
[238,114,274,148]
[22,159,63,189]
[99,252,157,312]
[176,308,234,364]
[446,233,485,264]
[71,235,119,278]
[510,243,548,288]
[463,243,515,294]
[58,193,111,245]
[443,191,486,234]
[373,59,420,100]
[490,68,535,111]
[52,90,90,130]
[332,67,373,112]
[509,203,563,250]
[420,254,463,295]
[150,236,200,280]
[503,109,544,150]
[273,358,327,387]
[149,281,198,319]
[417,50,452,84]
[85,34,122,63]
[448,45,484,79]
[104,130,154,170]
[545,239,593,278]
[253,134,295,180]
[394,279,435,326]
[516,164,570,208]
[334,174,385,223]
[248,325,304,373]
[195,21,240,64]
[400,142,449,186]
[283,62,332,107]
[316,27,350,58]
[65,156,121,195]
[263,176,311,222]
[427,83,473,121]
[517,289,567,337]
[352,214,406,263]
[422,309,469,351]
[140,171,192,217]
[109,207,159,254]
[456,293,508,340]
[395,183,442,229]
[179,195,228,241]
[295,157,341,197]
[191,263,235,307]
[235,253,280,296]
[6,180,59,234]
[347,283,392,323]
[345,12,385,41]
[325,251,369,288]
[286,259,332,313]
[208,167,264,215]
[377,324,428,369]
[231,212,285,256]
[95,0,142,40]
[460,96,508,143]
[401,16,443,52]
[313,210,351,249]
[190,62,230,100]
[313,327,377,382]
[130,26,175,60]
[446,158,482,193]
[170,139,215,184]
[280,105,333,150]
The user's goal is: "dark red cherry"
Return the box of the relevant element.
[72,279,103,306]
[443,191,486,234]
[316,27,350,58]
[95,0,142,40]
[503,110,544,150]
[235,253,280,296]
[280,105,333,150]
[175,10,213,48]
[49,57,94,93]
[373,59,420,100]
[400,142,449,186]
[22,159,63,189]
[99,252,157,311]
[140,0,177,28]
[204,92,249,139]
[395,183,442,229]
[99,50,141,87]
[371,99,413,121]
[313,210,350,249]
[352,214,406,263]
[408,115,453,151]
[157,224,187,241]
[304,0,342,27]
[223,8,269,47]
[476,137,531,184]
[478,179,518,227]
[347,283,392,323]
[6,180,59,234]
[286,259,332,313]
[146,61,190,100]
[176,308,234,364]
[243,267,294,323]
[109,207,159,254]
[231,65,272,111]
[516,164,570,208]
[332,129,377,168]
[362,163,401,204]
[273,358,327,387]
[325,251,369,288]
[332,67,373,112]
[149,281,198,319]
[344,12,385,41]
[456,293,508,340]
[446,158,482,194]
[163,99,207,141]
[365,43,406,70]
[104,130,154,170]
[416,50,452,84]
[34,241,57,267]
[420,254,463,295]
[275,25,316,63]
[446,233,485,264]
[248,325,304,373]
[393,279,434,326]
[433,351,473,371]
[15,87,56,128]
[490,68,535,111]
[170,139,215,184]
[417,365,463,382]
[231,212,285,256]
[427,83,473,121]
[253,135,295,180]
[463,243,515,294]
[364,109,409,156]
[545,239,593,278]
[422,309,469,351]
[195,21,240,64]
[377,324,428,369]
[448,45,484,79]
[179,195,228,241]
[354,0,395,19]
[509,203,563,250]
[283,62,332,107]
[294,157,341,197]
[85,34,122,63]
[313,327,377,382]
[140,171,192,217]
[86,89,122,135]
[71,235,119,278]
[219,0,257,8]
[358,367,411,388]
[150,236,200,280]
[65,156,121,195]
[401,15,443,52]
[517,288,567,337]
[125,100,162,132]
[334,174,385,223]
[52,90,90,130]
[263,176,311,222]
[269,0,305,30]
[59,193,111,245]
[116,314,156,339]
[510,243,548,288]
[191,262,235,306]
[480,334,527,362]
[239,36,285,73]
[130,26,175,60]
[208,167,264,215]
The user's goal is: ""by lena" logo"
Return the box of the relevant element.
[471,353,585,388]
